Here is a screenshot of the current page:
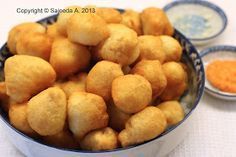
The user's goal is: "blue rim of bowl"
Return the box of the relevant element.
[0,13,205,153]
[163,0,228,41]
[200,45,236,98]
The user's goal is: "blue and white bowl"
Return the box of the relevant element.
[164,0,228,45]
[200,45,236,101]
[0,13,205,157]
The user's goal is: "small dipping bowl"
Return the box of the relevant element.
[200,45,236,101]
[164,0,227,45]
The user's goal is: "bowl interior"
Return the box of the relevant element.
[0,13,205,153]
[201,46,236,98]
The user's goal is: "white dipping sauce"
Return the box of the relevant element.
[166,4,223,39]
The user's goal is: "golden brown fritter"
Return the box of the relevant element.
[96,8,122,23]
[86,61,124,101]
[7,22,46,54]
[162,62,187,86]
[121,9,142,35]
[80,127,118,151]
[59,73,87,97]
[9,103,37,136]
[118,106,167,147]
[160,62,188,100]
[4,55,56,103]
[95,24,140,66]
[112,74,152,114]
[138,35,165,63]
[141,7,174,36]
[131,60,167,98]
[157,101,184,125]
[68,92,108,140]
[16,32,53,61]
[160,82,187,101]
[160,35,182,62]
[47,23,64,39]
[57,6,81,36]
[49,38,90,78]
[27,87,67,136]
[67,13,109,46]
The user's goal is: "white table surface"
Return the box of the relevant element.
[0,0,236,157]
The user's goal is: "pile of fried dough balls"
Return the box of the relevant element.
[0,6,188,151]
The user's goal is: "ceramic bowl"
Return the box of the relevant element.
[163,0,227,45]
[200,45,236,101]
[0,13,205,157]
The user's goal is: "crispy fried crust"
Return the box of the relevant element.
[68,92,108,140]
[112,74,152,114]
[4,55,56,103]
[86,61,124,101]
[27,87,67,136]
[131,60,167,98]
[118,106,167,147]
[80,127,118,151]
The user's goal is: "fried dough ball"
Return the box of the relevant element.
[57,6,81,36]
[27,87,67,136]
[160,82,187,101]
[131,60,167,98]
[86,61,124,101]
[7,22,46,54]
[0,82,9,112]
[118,106,167,147]
[138,35,165,63]
[96,8,122,23]
[43,129,79,149]
[47,23,64,39]
[179,62,190,81]
[141,7,174,36]
[68,92,108,140]
[16,32,53,60]
[59,73,87,97]
[80,127,118,151]
[107,102,131,131]
[67,13,109,46]
[160,36,182,62]
[9,103,37,136]
[160,62,188,100]
[50,38,90,78]
[112,74,152,114]
[157,101,184,125]
[96,24,139,66]
[162,62,187,86]
[121,9,142,35]
[4,55,56,103]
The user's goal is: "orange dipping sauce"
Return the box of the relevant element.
[206,60,236,93]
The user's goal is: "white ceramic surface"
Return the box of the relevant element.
[0,114,194,157]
